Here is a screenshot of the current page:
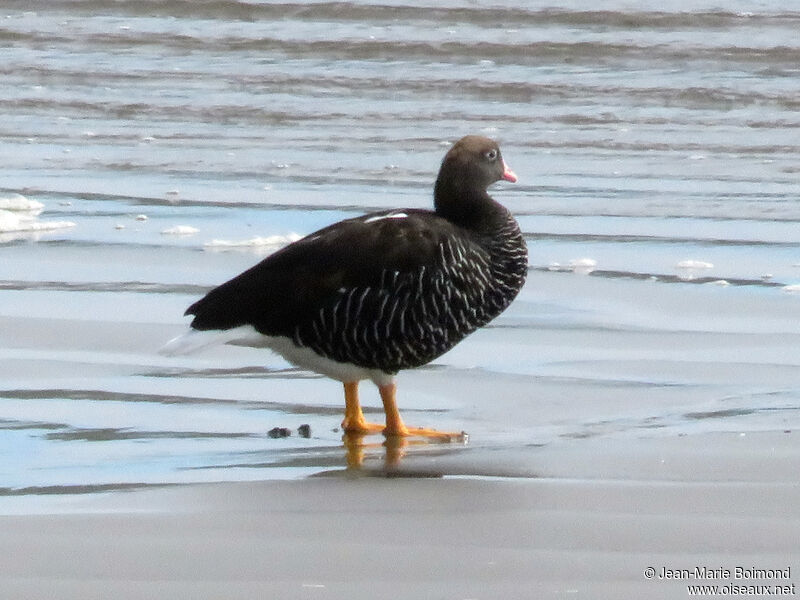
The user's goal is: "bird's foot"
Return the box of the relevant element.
[341,417,385,435]
[384,425,468,444]
[342,420,467,443]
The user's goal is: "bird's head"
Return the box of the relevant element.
[438,135,517,192]
[434,135,517,225]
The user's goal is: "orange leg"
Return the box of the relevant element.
[340,381,384,434]
[379,383,467,443]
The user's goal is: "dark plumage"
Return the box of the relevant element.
[168,135,527,439]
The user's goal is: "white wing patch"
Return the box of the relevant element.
[363,212,408,224]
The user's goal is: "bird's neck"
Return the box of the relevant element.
[435,175,528,312]
[434,177,507,234]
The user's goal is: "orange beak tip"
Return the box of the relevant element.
[502,165,518,183]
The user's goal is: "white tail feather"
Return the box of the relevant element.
[159,326,260,356]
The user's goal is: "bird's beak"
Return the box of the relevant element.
[501,160,518,183]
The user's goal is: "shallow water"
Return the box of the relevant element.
[1,0,799,492]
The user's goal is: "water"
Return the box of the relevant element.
[1,0,799,493]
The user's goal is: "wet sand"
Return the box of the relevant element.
[2,1,800,596]
[2,243,798,598]
[1,432,798,600]
[2,262,799,598]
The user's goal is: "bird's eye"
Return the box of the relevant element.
[485,149,498,161]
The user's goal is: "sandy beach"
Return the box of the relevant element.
[1,432,798,600]
[2,1,800,598]
[2,292,798,598]
[4,268,798,598]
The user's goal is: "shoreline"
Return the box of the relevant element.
[1,437,798,600]
[1,430,798,599]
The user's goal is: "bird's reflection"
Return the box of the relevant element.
[342,432,410,469]
[341,430,467,473]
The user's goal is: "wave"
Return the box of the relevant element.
[0,387,337,415]
[0,482,168,496]
[5,2,799,29]
[6,79,798,125]
[0,387,239,405]
[523,231,800,248]
[0,280,211,294]
[44,427,254,442]
[532,266,789,289]
[7,29,800,67]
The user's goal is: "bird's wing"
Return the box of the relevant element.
[185,210,469,338]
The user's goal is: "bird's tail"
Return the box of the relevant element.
[159,326,257,356]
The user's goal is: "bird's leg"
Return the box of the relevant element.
[378,383,467,443]
[341,381,384,434]
[378,382,409,435]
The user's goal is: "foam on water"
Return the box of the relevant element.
[204,233,303,252]
[547,258,598,275]
[161,225,199,235]
[0,208,75,241]
[0,193,44,215]
[0,194,75,242]
[676,260,714,270]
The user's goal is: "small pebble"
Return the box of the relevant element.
[268,427,291,438]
